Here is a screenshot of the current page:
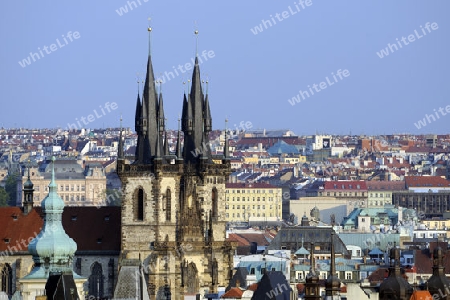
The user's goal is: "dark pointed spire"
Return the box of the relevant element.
[305,242,320,299]
[181,92,188,132]
[204,84,212,133]
[118,115,124,160]
[158,90,165,135]
[224,119,229,159]
[379,243,413,299]
[163,131,169,156]
[134,90,141,133]
[155,120,162,160]
[325,231,341,297]
[427,243,450,299]
[186,93,193,134]
[200,133,208,161]
[22,162,34,215]
[143,25,159,162]
[176,118,183,161]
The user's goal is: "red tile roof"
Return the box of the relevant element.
[414,242,450,274]
[0,208,43,253]
[236,233,270,246]
[227,234,251,247]
[366,181,406,191]
[0,206,121,254]
[221,287,243,299]
[410,290,432,300]
[324,181,367,191]
[405,176,450,188]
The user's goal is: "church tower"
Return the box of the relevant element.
[116,27,233,299]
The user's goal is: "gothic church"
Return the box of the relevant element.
[116,28,234,299]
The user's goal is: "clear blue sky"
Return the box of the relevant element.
[1,1,449,135]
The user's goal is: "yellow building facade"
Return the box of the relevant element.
[225,183,282,222]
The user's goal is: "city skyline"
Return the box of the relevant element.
[1,1,449,135]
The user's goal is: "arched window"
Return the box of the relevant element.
[212,187,218,219]
[166,188,171,221]
[135,188,144,221]
[89,262,104,298]
[1,264,12,295]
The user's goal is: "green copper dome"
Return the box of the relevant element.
[26,157,77,278]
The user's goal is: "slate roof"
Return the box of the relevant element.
[338,233,400,253]
[251,271,291,300]
[294,247,310,255]
[266,227,351,257]
[267,140,300,155]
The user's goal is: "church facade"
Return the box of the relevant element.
[116,29,234,299]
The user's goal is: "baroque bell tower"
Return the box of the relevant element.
[116,27,233,300]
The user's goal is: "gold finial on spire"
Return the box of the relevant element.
[194,21,199,57]
[147,17,152,55]
[136,72,141,93]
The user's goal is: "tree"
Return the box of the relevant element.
[98,189,122,207]
[5,173,18,206]
[0,187,9,207]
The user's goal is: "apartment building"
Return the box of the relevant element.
[19,159,106,206]
[366,181,406,208]
[225,183,282,222]
[320,180,368,214]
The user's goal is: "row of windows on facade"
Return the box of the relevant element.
[226,212,275,218]
[226,196,277,202]
[369,193,391,198]
[348,201,365,206]
[425,221,448,228]
[368,200,390,206]
[360,217,390,223]
[297,271,354,280]
[225,204,280,210]
[34,195,87,202]
[226,189,276,194]
[333,184,361,189]
[31,184,103,192]
[321,192,366,197]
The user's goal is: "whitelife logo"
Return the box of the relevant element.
[376,22,439,59]
[18,31,81,68]
[250,0,313,35]
[288,69,350,106]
